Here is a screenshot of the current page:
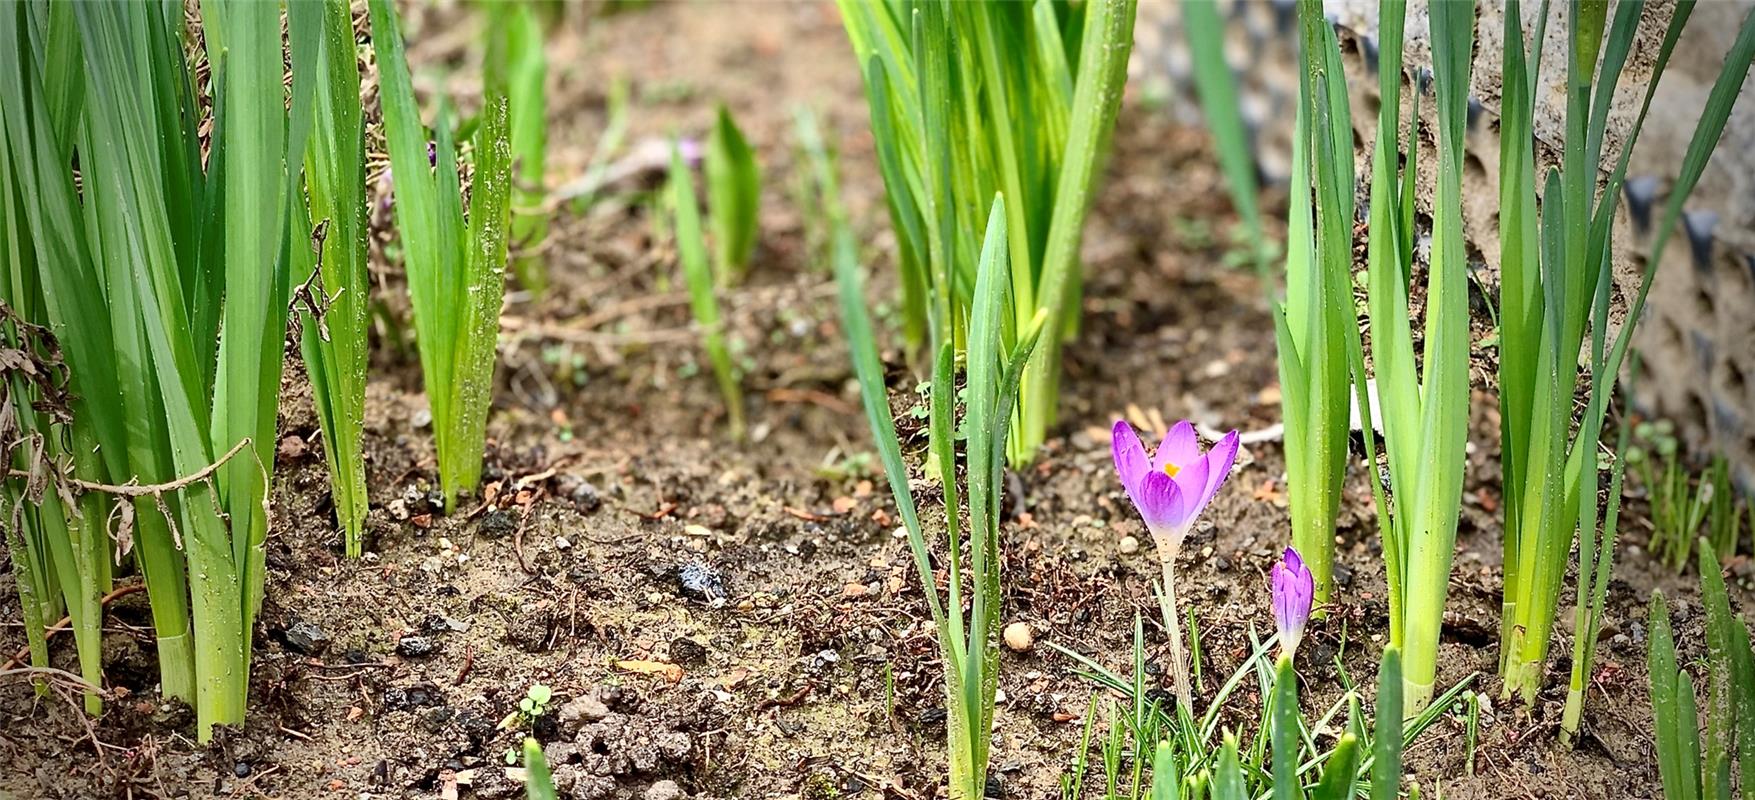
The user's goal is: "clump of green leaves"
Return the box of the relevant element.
[296,0,372,558]
[2,0,335,736]
[1629,419,1746,572]
[1275,0,1473,714]
[839,185,1044,796]
[371,0,514,511]
[705,105,761,286]
[838,0,1138,465]
[1648,544,1755,800]
[1497,0,1755,706]
[1057,623,1445,800]
[1273,0,1373,615]
[670,141,747,439]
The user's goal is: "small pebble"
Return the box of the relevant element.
[645,779,683,800]
[1003,622,1034,653]
[395,635,439,659]
[1118,536,1141,555]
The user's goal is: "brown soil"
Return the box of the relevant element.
[0,3,1747,800]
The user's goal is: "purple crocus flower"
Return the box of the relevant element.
[1111,419,1241,553]
[1112,418,1240,712]
[1271,547,1314,659]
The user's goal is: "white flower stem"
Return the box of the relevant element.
[1156,546,1193,714]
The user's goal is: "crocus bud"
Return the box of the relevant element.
[1271,547,1314,659]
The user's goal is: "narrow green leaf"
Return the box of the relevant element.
[506,1,549,295]
[671,142,745,440]
[706,104,761,286]
[523,738,557,800]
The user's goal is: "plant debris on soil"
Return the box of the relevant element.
[1,3,1749,800]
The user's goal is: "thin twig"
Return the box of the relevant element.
[9,438,252,498]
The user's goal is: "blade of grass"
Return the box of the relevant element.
[670,141,746,440]
[507,1,549,296]
[706,104,761,287]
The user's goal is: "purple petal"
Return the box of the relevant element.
[1112,420,1150,495]
[1283,547,1304,575]
[1170,454,1211,517]
[1197,431,1241,509]
[1133,471,1188,533]
[1153,420,1200,474]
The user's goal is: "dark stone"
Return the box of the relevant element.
[233,762,251,778]
[1333,562,1355,588]
[479,509,517,540]
[917,707,947,727]
[281,618,330,656]
[383,681,443,711]
[396,635,440,658]
[571,480,603,513]
[984,774,1004,798]
[1467,96,1484,132]
[456,708,497,744]
[676,561,727,602]
[670,638,708,665]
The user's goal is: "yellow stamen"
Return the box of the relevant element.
[1162,462,1181,478]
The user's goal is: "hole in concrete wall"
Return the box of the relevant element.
[1464,152,1488,184]
[1688,393,1712,447]
[1727,359,1749,403]
[1660,316,1686,357]
[1698,285,1718,321]
[1726,252,1754,297]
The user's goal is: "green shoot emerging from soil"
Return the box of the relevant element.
[1056,615,1443,800]
[706,104,761,287]
[371,0,514,512]
[838,0,1137,466]
[670,140,748,440]
[1648,545,1755,800]
[839,188,1044,800]
[522,737,559,800]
